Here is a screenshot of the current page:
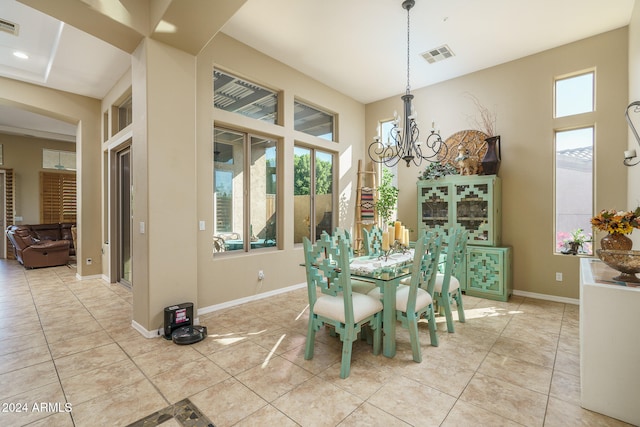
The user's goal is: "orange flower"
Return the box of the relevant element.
[591,208,640,235]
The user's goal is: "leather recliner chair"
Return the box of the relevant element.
[6,225,70,268]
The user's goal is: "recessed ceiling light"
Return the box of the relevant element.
[13,51,28,59]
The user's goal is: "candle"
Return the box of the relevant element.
[395,221,402,241]
[381,231,390,251]
[403,229,410,246]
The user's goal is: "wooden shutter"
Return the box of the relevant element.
[40,172,76,223]
[4,169,14,259]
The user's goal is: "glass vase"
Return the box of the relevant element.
[600,233,633,251]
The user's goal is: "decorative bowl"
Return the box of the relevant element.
[596,249,640,283]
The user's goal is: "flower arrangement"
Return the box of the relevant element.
[591,208,640,235]
[559,228,592,255]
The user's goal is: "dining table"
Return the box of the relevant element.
[349,250,414,358]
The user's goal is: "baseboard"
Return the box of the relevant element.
[75,273,103,281]
[132,320,162,338]
[132,317,202,339]
[512,289,579,305]
[198,282,307,315]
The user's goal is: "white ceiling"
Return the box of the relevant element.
[0,0,636,140]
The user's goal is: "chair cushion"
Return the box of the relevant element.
[396,285,433,312]
[368,285,432,313]
[434,273,460,293]
[351,279,376,294]
[314,293,382,324]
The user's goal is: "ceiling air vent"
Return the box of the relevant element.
[0,18,19,36]
[421,44,454,64]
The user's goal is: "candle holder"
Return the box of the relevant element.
[378,239,410,261]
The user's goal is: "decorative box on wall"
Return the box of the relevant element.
[417,175,501,246]
[417,174,512,301]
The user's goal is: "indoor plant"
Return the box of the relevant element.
[418,161,458,181]
[561,228,591,255]
[591,208,640,250]
[376,169,399,226]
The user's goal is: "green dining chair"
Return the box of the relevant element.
[302,234,383,378]
[368,233,442,362]
[331,228,376,294]
[433,226,468,333]
[362,225,384,256]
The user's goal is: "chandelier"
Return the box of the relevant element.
[368,0,447,168]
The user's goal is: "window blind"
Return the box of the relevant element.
[40,172,76,223]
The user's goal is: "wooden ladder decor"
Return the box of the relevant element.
[354,160,378,255]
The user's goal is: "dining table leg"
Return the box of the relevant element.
[381,279,398,358]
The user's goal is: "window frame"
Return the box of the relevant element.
[552,68,596,255]
[554,70,595,118]
[294,99,337,142]
[213,126,280,255]
[214,69,280,125]
[293,144,336,244]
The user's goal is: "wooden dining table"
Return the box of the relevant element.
[349,251,414,358]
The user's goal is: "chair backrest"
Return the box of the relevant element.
[302,235,355,322]
[421,231,443,295]
[440,226,467,293]
[405,233,442,313]
[362,225,383,256]
[451,228,468,278]
[332,228,354,258]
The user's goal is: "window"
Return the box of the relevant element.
[293,146,334,243]
[43,149,76,171]
[379,120,398,225]
[553,70,596,255]
[213,128,278,253]
[214,69,278,124]
[294,100,335,141]
[555,71,594,118]
[555,127,593,254]
[40,172,76,223]
[117,95,133,131]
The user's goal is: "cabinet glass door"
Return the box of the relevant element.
[419,184,450,230]
[455,183,490,243]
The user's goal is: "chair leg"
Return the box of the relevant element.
[442,294,455,333]
[406,313,422,363]
[340,337,354,379]
[455,291,466,323]
[371,315,382,355]
[426,307,439,347]
[304,318,317,360]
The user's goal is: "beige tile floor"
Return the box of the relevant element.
[0,259,633,427]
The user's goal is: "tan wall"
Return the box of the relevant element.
[366,28,629,300]
[629,0,640,247]
[0,77,103,277]
[0,134,75,224]
[196,33,366,309]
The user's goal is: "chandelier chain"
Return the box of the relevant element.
[406,3,411,94]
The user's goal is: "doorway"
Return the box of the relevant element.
[116,147,132,287]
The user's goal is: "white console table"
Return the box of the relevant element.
[580,258,640,425]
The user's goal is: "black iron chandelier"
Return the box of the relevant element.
[368,0,447,168]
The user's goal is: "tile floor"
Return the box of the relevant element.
[0,259,633,427]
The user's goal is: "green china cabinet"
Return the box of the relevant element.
[417,175,501,245]
[417,174,512,301]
